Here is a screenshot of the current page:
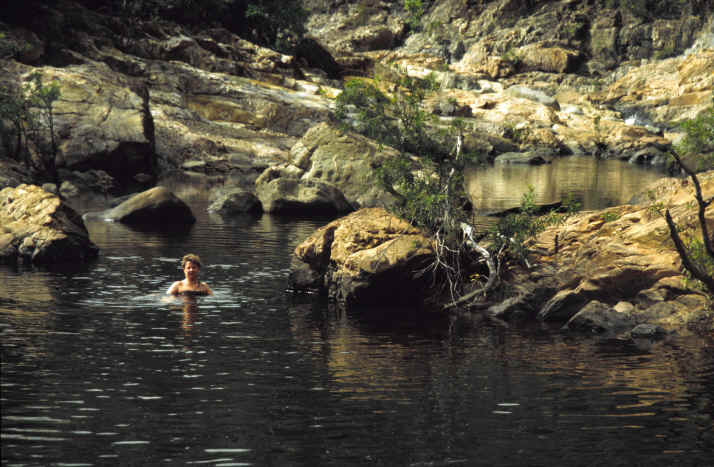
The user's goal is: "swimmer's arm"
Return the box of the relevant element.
[202,282,213,295]
[167,281,181,295]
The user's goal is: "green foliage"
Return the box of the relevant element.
[563,192,582,214]
[650,105,714,295]
[335,79,397,145]
[403,0,426,31]
[676,105,714,170]
[490,186,544,262]
[425,20,443,37]
[500,47,522,67]
[0,72,61,183]
[242,0,307,52]
[682,237,714,289]
[335,68,469,235]
[601,210,620,223]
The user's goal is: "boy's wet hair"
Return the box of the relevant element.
[181,253,202,269]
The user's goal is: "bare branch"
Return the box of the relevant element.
[670,150,714,257]
[442,223,500,311]
[665,209,714,294]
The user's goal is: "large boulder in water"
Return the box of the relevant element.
[255,174,352,215]
[208,188,262,215]
[290,123,400,209]
[290,208,434,307]
[103,186,195,225]
[0,184,98,264]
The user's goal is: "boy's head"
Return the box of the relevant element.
[181,253,202,269]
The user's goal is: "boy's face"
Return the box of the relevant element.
[183,260,201,280]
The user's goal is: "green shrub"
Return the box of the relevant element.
[0,72,61,183]
[404,0,427,31]
[676,105,714,170]
[602,211,620,222]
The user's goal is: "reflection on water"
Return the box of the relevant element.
[1,180,713,466]
[467,156,668,212]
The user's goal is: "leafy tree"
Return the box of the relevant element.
[0,72,62,184]
[336,69,518,308]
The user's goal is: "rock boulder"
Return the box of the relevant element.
[290,208,435,307]
[0,184,98,264]
[101,186,195,225]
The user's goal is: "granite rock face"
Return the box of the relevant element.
[0,184,98,264]
[520,172,714,332]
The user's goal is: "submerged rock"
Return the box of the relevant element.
[0,184,98,264]
[563,300,636,335]
[630,323,668,340]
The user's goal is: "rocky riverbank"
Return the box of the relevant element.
[1,0,713,333]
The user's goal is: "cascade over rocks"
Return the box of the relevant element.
[0,184,98,264]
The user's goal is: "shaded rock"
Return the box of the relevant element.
[537,287,592,322]
[563,300,636,335]
[59,181,80,198]
[0,159,32,190]
[488,272,559,320]
[290,123,400,209]
[483,200,562,218]
[305,4,406,55]
[255,177,351,215]
[630,323,667,340]
[102,186,195,225]
[505,85,560,110]
[0,184,98,264]
[0,61,153,186]
[208,188,262,214]
[294,37,342,79]
[290,208,434,307]
[57,169,116,195]
[494,150,554,165]
[626,146,670,166]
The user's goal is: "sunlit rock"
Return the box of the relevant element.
[524,171,714,332]
[0,184,98,264]
[290,208,434,307]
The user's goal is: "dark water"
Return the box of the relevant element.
[2,170,714,466]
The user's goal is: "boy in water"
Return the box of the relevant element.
[167,253,213,296]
